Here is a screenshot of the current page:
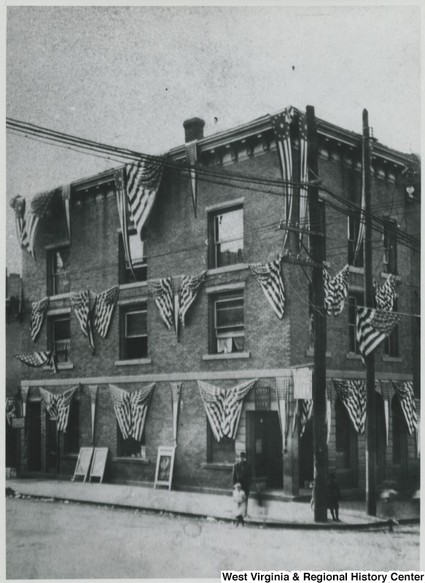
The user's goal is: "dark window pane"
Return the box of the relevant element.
[125,336,148,359]
[211,207,244,268]
[216,298,244,328]
[117,427,145,457]
[126,311,147,337]
[208,425,235,463]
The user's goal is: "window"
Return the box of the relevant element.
[392,396,408,465]
[120,304,148,360]
[383,218,397,274]
[119,232,147,283]
[47,247,70,295]
[64,400,79,455]
[117,425,145,458]
[348,292,363,353]
[207,424,235,463]
[209,206,243,268]
[347,215,364,268]
[211,292,244,354]
[384,299,399,357]
[49,315,71,363]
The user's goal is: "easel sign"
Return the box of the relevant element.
[72,447,94,482]
[154,446,176,490]
[89,447,108,483]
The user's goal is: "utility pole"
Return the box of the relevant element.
[363,109,377,516]
[306,105,328,522]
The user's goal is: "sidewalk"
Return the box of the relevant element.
[6,478,419,529]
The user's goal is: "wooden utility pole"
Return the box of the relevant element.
[306,106,328,522]
[363,109,377,516]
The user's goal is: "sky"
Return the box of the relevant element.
[5,3,422,274]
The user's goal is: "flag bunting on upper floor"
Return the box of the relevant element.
[170,382,182,446]
[109,383,155,441]
[271,107,294,249]
[149,278,174,330]
[299,399,313,436]
[94,286,120,339]
[30,297,49,342]
[392,381,417,435]
[373,274,397,312]
[356,307,401,362]
[6,398,17,426]
[179,271,206,326]
[198,379,257,442]
[62,184,71,241]
[185,141,198,217]
[333,379,366,434]
[39,385,79,432]
[15,350,57,374]
[298,112,309,247]
[323,265,350,316]
[249,257,285,319]
[70,290,97,352]
[275,377,291,449]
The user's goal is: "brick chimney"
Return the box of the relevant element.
[183,117,205,143]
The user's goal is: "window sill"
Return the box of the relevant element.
[306,349,331,358]
[382,355,403,363]
[345,352,362,360]
[207,264,248,276]
[348,266,364,274]
[113,457,150,465]
[202,352,250,361]
[48,293,70,301]
[119,281,148,291]
[201,462,233,470]
[114,358,152,366]
[380,272,400,281]
[44,362,74,371]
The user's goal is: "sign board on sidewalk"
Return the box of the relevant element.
[89,447,108,483]
[72,447,94,482]
[154,446,176,490]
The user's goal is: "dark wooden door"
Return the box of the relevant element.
[247,411,283,488]
[27,401,41,471]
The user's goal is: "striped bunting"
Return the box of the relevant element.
[323,265,350,316]
[276,377,291,448]
[249,258,285,319]
[150,278,174,329]
[114,167,135,280]
[126,159,164,244]
[298,112,309,246]
[326,380,335,444]
[109,384,155,441]
[373,274,397,312]
[299,399,313,437]
[356,308,401,361]
[39,386,79,432]
[333,379,366,434]
[15,351,57,373]
[70,290,96,352]
[271,107,294,249]
[198,379,256,441]
[415,398,420,457]
[94,286,120,338]
[62,184,71,241]
[6,398,17,426]
[185,141,198,217]
[179,271,206,326]
[170,382,182,446]
[30,297,49,342]
[392,381,417,435]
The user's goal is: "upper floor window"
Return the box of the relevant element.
[120,303,148,360]
[47,247,70,296]
[347,215,364,268]
[209,206,243,269]
[383,218,397,274]
[348,292,363,354]
[211,292,244,354]
[119,232,147,284]
[49,315,71,363]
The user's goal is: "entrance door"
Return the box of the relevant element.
[27,401,41,471]
[46,417,58,473]
[247,411,283,488]
[375,394,387,485]
[299,418,314,488]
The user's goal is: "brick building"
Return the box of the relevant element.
[10,107,420,496]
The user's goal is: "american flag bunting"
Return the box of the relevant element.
[198,380,256,441]
[6,398,17,426]
[323,265,350,316]
[94,286,120,338]
[276,377,291,448]
[109,384,132,440]
[150,278,174,329]
[373,274,397,312]
[39,386,79,432]
[333,379,366,434]
[299,399,313,436]
[109,384,155,441]
[249,258,285,319]
[170,382,182,446]
[298,112,309,246]
[70,290,97,352]
[356,307,401,361]
[30,297,49,342]
[392,381,417,435]
[15,351,57,373]
[114,167,135,280]
[179,271,206,326]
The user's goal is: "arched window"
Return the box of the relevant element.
[392,396,408,465]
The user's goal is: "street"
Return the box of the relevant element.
[6,498,419,579]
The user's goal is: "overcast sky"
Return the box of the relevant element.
[5,3,421,274]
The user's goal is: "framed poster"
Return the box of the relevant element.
[89,447,108,483]
[72,447,94,482]
[154,446,176,490]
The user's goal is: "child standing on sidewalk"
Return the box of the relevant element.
[233,482,247,527]
[327,473,341,521]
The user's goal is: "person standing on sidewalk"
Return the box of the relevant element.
[232,451,251,517]
[232,483,246,527]
[327,473,341,521]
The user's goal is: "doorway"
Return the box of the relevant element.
[299,418,314,488]
[375,394,387,485]
[247,411,283,488]
[26,401,41,471]
[46,416,59,473]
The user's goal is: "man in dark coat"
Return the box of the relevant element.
[232,452,252,516]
